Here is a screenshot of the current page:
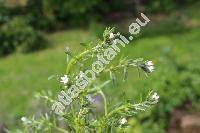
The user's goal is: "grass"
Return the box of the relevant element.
[1,27,200,129]
[1,3,200,131]
[0,29,95,126]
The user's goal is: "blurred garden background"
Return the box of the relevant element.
[0,0,200,132]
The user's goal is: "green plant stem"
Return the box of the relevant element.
[106,105,126,118]
[54,127,69,133]
[66,50,90,74]
[99,90,108,116]
[65,44,103,74]
[70,104,75,117]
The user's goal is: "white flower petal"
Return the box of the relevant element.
[148,66,155,72]
[120,118,127,125]
[109,33,115,39]
[60,75,69,84]
[146,61,153,66]
[151,92,159,101]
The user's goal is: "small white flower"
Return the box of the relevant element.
[148,65,155,72]
[145,60,154,72]
[21,117,31,125]
[120,118,127,125]
[75,71,84,79]
[109,33,115,39]
[146,61,153,66]
[60,75,69,84]
[141,60,155,73]
[151,92,159,102]
[21,117,26,122]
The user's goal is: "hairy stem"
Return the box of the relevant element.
[54,127,69,133]
[66,50,90,74]
[99,90,108,116]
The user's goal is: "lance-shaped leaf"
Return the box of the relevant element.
[80,42,92,50]
[88,80,111,94]
[109,71,116,85]
[123,66,128,82]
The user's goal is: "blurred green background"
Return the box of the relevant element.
[0,0,200,132]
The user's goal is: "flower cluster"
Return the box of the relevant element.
[151,92,160,103]
[140,60,155,73]
[120,118,127,125]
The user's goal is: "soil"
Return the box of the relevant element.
[167,101,200,133]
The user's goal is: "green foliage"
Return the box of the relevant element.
[0,17,48,56]
[1,3,200,130]
[25,0,102,28]
[146,0,198,13]
[24,0,136,29]
[146,0,175,13]
[141,14,190,37]
[0,3,11,24]
[1,0,199,31]
[25,0,56,31]
[1,26,200,131]
[14,28,158,132]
